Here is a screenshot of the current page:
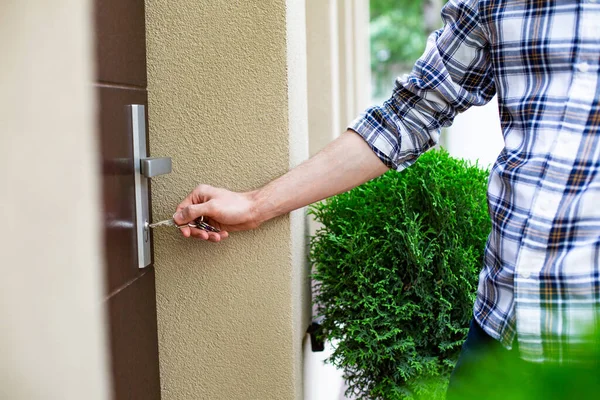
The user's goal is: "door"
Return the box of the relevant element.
[94,1,162,399]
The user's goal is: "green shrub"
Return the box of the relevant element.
[309,149,491,399]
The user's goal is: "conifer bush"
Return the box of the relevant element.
[309,149,491,399]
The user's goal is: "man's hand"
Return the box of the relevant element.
[173,185,260,242]
[174,131,389,242]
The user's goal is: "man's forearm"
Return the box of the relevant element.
[250,130,389,224]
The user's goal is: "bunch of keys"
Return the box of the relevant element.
[148,215,221,233]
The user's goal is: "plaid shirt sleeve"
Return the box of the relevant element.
[350,0,496,171]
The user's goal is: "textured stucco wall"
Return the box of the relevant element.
[145,1,309,399]
[0,1,109,399]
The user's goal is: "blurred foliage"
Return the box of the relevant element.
[370,0,426,70]
[455,325,600,400]
[370,0,446,99]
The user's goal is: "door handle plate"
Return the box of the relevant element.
[131,104,152,269]
[131,105,172,268]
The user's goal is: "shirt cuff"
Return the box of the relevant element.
[349,102,439,172]
[348,105,403,171]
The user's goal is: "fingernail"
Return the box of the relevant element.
[173,212,182,222]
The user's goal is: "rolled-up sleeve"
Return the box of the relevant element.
[350,0,495,170]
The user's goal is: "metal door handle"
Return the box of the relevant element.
[141,157,172,178]
[130,104,171,269]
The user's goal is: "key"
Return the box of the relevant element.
[149,216,221,233]
[148,218,180,228]
[190,218,221,233]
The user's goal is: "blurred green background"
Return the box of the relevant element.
[370,0,446,102]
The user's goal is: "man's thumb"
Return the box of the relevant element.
[174,203,211,224]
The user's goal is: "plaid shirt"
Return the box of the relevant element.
[350,0,600,362]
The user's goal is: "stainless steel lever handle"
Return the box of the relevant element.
[141,157,172,178]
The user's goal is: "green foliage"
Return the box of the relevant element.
[370,0,428,99]
[309,149,490,399]
[370,0,448,100]
[457,323,600,400]
[370,0,426,68]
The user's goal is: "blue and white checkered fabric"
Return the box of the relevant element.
[350,0,600,362]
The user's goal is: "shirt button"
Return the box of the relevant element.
[576,62,590,73]
[520,271,531,279]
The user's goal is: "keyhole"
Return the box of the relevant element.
[143,221,150,242]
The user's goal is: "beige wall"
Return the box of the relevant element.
[336,0,372,131]
[304,0,371,236]
[306,0,341,157]
[145,0,310,399]
[0,1,110,400]
[305,0,371,158]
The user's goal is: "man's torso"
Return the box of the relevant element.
[473,0,600,362]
